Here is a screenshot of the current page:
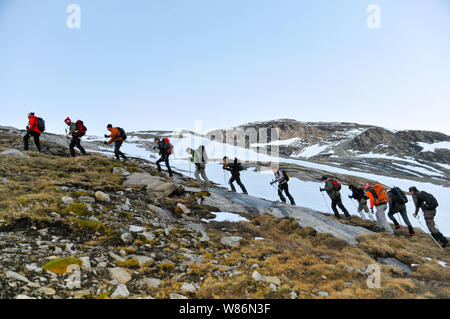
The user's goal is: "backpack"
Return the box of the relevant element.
[117,127,127,141]
[391,186,408,205]
[76,120,87,137]
[282,170,290,182]
[420,191,439,210]
[162,137,173,154]
[369,184,389,205]
[331,179,341,191]
[36,117,46,132]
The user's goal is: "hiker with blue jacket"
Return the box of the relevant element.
[271,167,295,205]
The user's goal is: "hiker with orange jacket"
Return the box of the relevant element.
[364,184,393,234]
[22,112,42,152]
[320,176,351,220]
[104,124,128,161]
[153,137,173,177]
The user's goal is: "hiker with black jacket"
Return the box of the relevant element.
[104,124,128,161]
[223,157,248,195]
[64,117,87,157]
[387,187,415,236]
[154,137,173,177]
[320,176,351,220]
[409,186,448,247]
[23,112,41,152]
[271,168,295,205]
[348,184,374,221]
[186,146,209,187]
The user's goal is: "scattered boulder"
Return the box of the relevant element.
[220,236,243,248]
[181,282,197,293]
[0,149,30,158]
[95,191,111,203]
[252,271,262,281]
[109,267,132,284]
[111,284,130,298]
[61,196,74,205]
[169,293,188,299]
[121,232,133,244]
[6,270,30,283]
[143,278,161,289]
[113,167,130,176]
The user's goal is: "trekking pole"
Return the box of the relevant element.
[320,191,332,215]
[65,128,72,157]
[416,215,443,250]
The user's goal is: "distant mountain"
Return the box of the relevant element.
[207,119,450,186]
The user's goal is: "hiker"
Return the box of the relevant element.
[365,184,393,234]
[409,186,448,247]
[153,137,173,177]
[186,146,209,187]
[222,157,248,195]
[348,184,374,221]
[64,117,87,157]
[320,176,351,220]
[387,187,415,236]
[22,112,42,152]
[104,124,128,161]
[270,168,295,205]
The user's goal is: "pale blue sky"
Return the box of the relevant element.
[0,0,449,136]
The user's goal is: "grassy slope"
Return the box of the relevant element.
[0,132,449,299]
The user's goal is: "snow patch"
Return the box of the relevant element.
[417,141,450,152]
[201,212,250,223]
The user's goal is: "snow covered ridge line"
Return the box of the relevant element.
[417,141,450,152]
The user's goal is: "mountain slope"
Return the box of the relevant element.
[0,129,449,299]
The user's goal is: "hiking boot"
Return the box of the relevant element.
[243,191,248,195]
[408,233,416,237]
[394,225,401,229]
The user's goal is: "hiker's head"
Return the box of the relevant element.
[107,124,113,131]
[64,117,71,125]
[271,167,278,173]
[186,148,192,154]
[348,184,354,190]
[409,186,418,195]
[154,137,160,143]
[28,112,35,118]
[223,156,229,163]
[321,176,328,182]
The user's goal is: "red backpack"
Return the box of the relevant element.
[76,120,87,137]
[331,179,342,191]
[162,137,174,154]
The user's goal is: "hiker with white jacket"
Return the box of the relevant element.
[186,146,210,187]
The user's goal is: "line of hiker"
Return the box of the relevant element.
[18,114,447,247]
[320,176,447,247]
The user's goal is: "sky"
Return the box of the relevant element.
[0,0,449,136]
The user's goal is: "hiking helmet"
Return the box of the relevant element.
[64,117,71,125]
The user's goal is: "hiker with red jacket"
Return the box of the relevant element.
[153,137,173,177]
[409,186,448,247]
[104,124,128,161]
[271,167,295,205]
[64,117,87,157]
[365,184,393,234]
[22,112,42,152]
[320,176,351,220]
